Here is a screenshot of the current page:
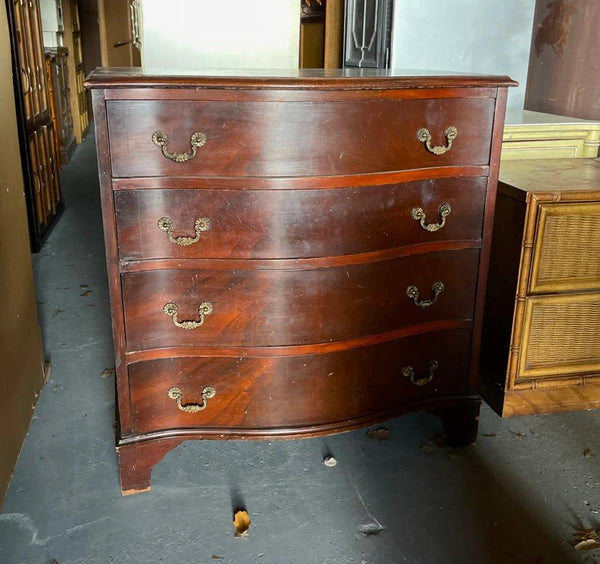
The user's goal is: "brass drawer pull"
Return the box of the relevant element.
[402,360,439,387]
[168,386,216,412]
[411,203,452,232]
[417,126,457,155]
[157,216,211,246]
[163,302,213,330]
[406,281,445,308]
[151,130,207,163]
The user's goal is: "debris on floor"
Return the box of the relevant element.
[233,510,251,538]
[367,427,389,442]
[100,368,115,378]
[358,523,385,536]
[323,455,337,467]
[584,448,595,458]
[573,527,600,551]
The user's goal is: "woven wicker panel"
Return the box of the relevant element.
[520,295,600,380]
[531,203,600,293]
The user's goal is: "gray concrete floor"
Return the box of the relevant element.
[1,132,600,564]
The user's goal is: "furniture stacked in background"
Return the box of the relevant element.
[87,68,514,494]
[502,110,600,161]
[6,0,63,251]
[481,158,600,416]
[45,46,75,164]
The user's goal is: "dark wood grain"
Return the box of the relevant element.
[126,328,472,437]
[115,177,487,261]
[122,250,479,351]
[117,438,182,494]
[467,87,509,391]
[85,66,517,90]
[91,88,132,433]
[106,98,495,178]
[111,166,490,191]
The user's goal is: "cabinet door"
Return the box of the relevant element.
[529,202,600,294]
[44,125,61,206]
[12,0,34,121]
[28,0,48,115]
[39,127,57,217]
[28,133,45,227]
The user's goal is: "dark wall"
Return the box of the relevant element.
[525,0,600,119]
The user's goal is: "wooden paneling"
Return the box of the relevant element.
[0,1,45,506]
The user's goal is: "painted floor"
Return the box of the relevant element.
[1,132,600,564]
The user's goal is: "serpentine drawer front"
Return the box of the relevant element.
[106,97,495,178]
[126,329,472,437]
[86,68,515,494]
[114,177,487,262]
[121,250,479,351]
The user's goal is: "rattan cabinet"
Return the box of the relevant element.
[480,158,600,416]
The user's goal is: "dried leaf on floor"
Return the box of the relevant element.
[574,527,600,551]
[367,427,389,442]
[211,556,222,560]
[233,510,251,537]
[481,433,497,438]
[584,448,595,458]
[101,368,116,378]
[509,430,526,438]
[81,290,92,297]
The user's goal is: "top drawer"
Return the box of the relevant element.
[106,98,495,178]
[529,202,600,294]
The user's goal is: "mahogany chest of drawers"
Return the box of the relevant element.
[86,68,515,494]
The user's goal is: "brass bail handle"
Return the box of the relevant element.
[163,302,213,330]
[417,126,457,155]
[168,386,216,412]
[157,216,211,246]
[411,203,452,232]
[152,130,207,162]
[402,360,439,387]
[406,281,445,308]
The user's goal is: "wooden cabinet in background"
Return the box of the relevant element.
[45,47,76,164]
[6,0,64,251]
[480,158,600,416]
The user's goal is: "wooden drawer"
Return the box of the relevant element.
[122,250,479,351]
[106,98,495,178]
[530,202,600,294]
[114,178,487,261]
[518,293,600,381]
[127,329,472,436]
